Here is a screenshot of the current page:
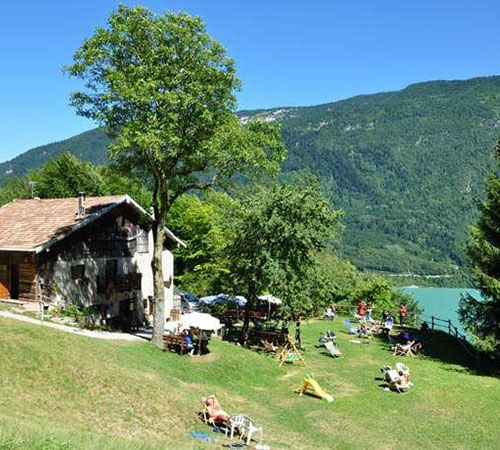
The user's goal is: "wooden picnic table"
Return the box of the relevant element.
[163,333,188,354]
[249,328,288,346]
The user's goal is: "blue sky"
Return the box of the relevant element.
[1,0,500,162]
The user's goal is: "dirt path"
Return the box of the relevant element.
[0,310,143,342]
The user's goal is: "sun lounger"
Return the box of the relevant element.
[343,319,357,334]
[261,340,279,353]
[393,341,416,357]
[324,340,341,358]
[381,363,414,393]
[200,396,230,434]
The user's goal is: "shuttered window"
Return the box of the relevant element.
[137,230,149,253]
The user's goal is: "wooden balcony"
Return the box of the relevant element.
[97,273,142,294]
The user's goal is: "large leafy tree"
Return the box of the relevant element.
[460,141,500,357]
[32,152,105,198]
[166,192,234,295]
[226,176,342,337]
[65,6,285,347]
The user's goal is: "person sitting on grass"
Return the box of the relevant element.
[358,323,369,337]
[366,323,380,334]
[395,367,412,391]
[381,364,413,393]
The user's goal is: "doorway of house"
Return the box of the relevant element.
[10,264,19,300]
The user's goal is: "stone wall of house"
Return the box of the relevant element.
[40,219,175,327]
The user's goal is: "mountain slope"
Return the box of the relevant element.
[0,128,111,179]
[3,76,500,276]
[243,76,500,276]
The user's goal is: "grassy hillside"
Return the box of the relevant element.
[3,76,500,278]
[1,316,499,449]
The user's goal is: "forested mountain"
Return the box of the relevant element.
[0,129,111,179]
[3,76,500,278]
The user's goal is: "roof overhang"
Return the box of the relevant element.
[0,247,36,253]
[33,195,185,254]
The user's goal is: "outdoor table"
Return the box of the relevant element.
[163,333,188,354]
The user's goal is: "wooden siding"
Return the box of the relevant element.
[18,263,37,302]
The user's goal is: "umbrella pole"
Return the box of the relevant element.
[199,328,202,356]
[268,300,271,321]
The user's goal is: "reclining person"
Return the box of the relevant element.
[319,330,336,344]
[381,364,413,392]
[393,340,415,355]
[203,395,230,423]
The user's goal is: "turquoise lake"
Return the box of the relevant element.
[400,287,482,335]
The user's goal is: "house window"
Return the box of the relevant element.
[71,264,85,281]
[137,230,149,253]
[105,260,118,279]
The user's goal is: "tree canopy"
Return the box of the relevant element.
[0,152,150,209]
[460,140,500,357]
[226,175,342,320]
[65,6,286,347]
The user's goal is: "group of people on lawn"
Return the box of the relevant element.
[325,299,408,326]
[356,299,408,325]
[354,300,408,338]
[324,299,427,352]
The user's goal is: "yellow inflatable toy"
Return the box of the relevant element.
[297,374,334,403]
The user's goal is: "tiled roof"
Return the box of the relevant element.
[0,195,127,251]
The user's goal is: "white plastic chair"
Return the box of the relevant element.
[229,414,263,445]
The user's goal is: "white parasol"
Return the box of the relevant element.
[180,312,222,331]
[258,294,283,305]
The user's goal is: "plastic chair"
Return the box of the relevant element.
[229,414,263,445]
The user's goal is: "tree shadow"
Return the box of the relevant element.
[373,325,500,377]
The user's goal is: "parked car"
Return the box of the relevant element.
[175,290,200,313]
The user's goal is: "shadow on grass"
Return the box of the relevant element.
[372,324,500,377]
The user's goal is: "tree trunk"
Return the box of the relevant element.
[152,224,166,349]
[241,282,256,346]
[241,300,252,346]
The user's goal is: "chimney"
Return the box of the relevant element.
[77,192,86,217]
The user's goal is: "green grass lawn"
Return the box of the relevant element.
[0,316,499,449]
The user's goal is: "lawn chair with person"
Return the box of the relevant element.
[343,319,358,335]
[324,340,342,358]
[200,395,231,434]
[380,363,413,393]
[393,340,417,357]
